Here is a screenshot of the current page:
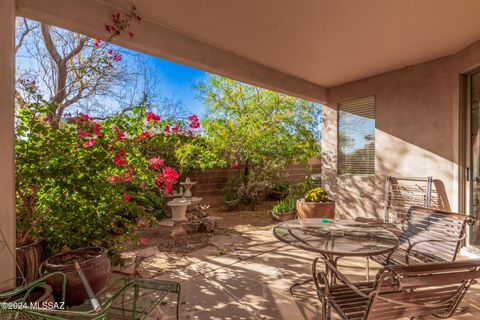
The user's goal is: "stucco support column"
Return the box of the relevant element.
[0,0,17,290]
[321,104,338,202]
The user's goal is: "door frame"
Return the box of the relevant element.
[461,67,480,253]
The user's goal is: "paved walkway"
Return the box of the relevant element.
[128,230,480,319]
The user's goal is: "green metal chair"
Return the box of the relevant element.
[0,231,181,319]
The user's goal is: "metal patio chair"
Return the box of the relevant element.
[314,258,480,320]
[371,206,475,268]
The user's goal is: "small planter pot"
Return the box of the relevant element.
[296,199,335,219]
[270,211,296,222]
[41,247,111,307]
[225,199,240,212]
[16,241,45,285]
[268,190,287,201]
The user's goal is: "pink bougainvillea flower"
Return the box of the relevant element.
[188,114,200,128]
[94,38,102,47]
[114,126,125,141]
[172,125,179,132]
[164,125,170,133]
[123,193,131,202]
[137,131,152,140]
[78,130,91,138]
[148,157,164,170]
[145,111,160,124]
[162,166,180,182]
[113,52,122,62]
[83,138,96,148]
[108,49,113,54]
[114,151,127,166]
[140,238,149,245]
[93,122,103,136]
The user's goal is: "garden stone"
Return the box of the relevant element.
[136,246,159,258]
[200,216,216,232]
[112,252,136,275]
[137,252,190,279]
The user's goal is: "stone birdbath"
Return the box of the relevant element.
[167,198,191,237]
[167,198,191,222]
[180,177,197,198]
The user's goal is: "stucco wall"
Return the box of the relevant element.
[322,40,480,220]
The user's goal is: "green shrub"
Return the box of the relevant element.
[272,196,296,214]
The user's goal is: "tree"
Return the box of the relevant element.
[15,14,187,126]
[183,75,321,184]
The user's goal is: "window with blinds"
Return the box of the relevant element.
[338,96,375,175]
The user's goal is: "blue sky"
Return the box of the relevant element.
[146,55,208,116]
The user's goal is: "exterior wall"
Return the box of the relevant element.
[189,161,322,204]
[322,40,480,220]
[0,0,16,290]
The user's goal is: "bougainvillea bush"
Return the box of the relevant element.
[16,93,200,261]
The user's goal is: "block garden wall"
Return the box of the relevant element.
[189,161,322,204]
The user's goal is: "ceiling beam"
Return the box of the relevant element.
[16,0,328,103]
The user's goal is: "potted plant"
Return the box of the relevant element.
[268,182,289,200]
[296,187,335,219]
[224,193,240,212]
[41,247,111,306]
[270,196,297,221]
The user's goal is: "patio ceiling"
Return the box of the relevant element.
[16,0,480,103]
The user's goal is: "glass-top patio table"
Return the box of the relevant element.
[273,218,399,293]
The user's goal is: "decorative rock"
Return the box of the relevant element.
[136,246,159,258]
[200,216,216,232]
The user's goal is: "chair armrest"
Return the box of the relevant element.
[405,236,466,265]
[0,272,66,304]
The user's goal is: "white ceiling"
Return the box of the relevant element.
[103,0,480,87]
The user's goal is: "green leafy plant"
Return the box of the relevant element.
[304,187,330,203]
[272,196,296,214]
[15,93,201,260]
[224,193,239,202]
[272,182,289,193]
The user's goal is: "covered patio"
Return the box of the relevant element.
[3,0,480,318]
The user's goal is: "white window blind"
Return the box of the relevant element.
[338,96,375,175]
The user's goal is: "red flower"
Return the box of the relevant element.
[172,125,179,132]
[148,157,164,170]
[140,238,149,245]
[113,52,122,62]
[78,130,91,138]
[108,49,113,54]
[94,39,102,47]
[114,127,125,141]
[188,115,198,122]
[137,131,152,140]
[123,193,131,202]
[162,166,179,182]
[92,123,102,136]
[145,111,160,124]
[164,125,170,133]
[114,151,127,166]
[83,138,96,148]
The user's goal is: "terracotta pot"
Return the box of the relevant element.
[270,211,296,221]
[42,247,110,306]
[225,199,240,212]
[16,241,44,285]
[296,199,335,219]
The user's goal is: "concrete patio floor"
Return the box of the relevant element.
[136,230,480,319]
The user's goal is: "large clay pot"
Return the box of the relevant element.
[16,241,44,285]
[270,211,296,222]
[296,199,335,219]
[42,247,110,306]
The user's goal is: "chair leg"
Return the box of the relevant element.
[366,257,370,282]
[176,286,181,320]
